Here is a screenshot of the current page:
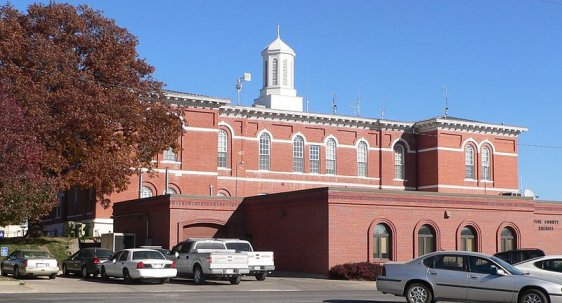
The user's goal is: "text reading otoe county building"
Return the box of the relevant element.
[43,32,562,275]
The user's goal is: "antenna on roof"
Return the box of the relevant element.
[332,93,337,115]
[354,86,361,117]
[380,96,385,120]
[442,85,449,118]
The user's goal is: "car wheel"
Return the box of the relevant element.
[81,266,90,279]
[520,289,548,303]
[1,264,7,276]
[192,265,205,285]
[100,267,109,281]
[229,275,241,285]
[13,266,20,279]
[406,282,433,303]
[255,272,267,281]
[62,264,70,276]
[123,268,134,284]
[49,273,56,279]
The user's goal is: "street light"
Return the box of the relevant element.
[236,73,252,105]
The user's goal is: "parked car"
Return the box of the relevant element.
[515,255,562,281]
[170,239,249,285]
[221,239,275,281]
[100,248,177,283]
[376,251,562,303]
[62,247,112,278]
[0,249,59,279]
[494,249,545,265]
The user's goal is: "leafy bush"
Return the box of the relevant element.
[328,262,383,281]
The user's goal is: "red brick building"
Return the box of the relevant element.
[43,32,562,275]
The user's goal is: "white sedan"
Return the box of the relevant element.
[515,255,562,281]
[100,249,177,283]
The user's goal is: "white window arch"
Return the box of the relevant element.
[293,135,304,172]
[465,145,475,179]
[482,146,491,181]
[259,133,271,170]
[217,129,228,168]
[357,141,368,177]
[326,138,337,174]
[394,145,405,180]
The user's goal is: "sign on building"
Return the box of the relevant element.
[0,230,4,238]
[1,247,8,257]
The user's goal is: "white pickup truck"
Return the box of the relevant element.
[170,239,249,284]
[221,239,275,281]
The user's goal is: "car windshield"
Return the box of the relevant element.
[225,242,252,252]
[23,251,51,258]
[491,256,525,275]
[132,250,165,260]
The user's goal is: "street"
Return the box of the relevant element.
[0,275,461,303]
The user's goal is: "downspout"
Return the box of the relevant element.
[378,120,383,190]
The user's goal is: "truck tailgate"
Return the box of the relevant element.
[208,253,248,270]
[247,251,274,267]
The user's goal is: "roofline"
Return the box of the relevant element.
[415,117,527,135]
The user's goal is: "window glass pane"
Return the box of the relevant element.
[465,145,475,179]
[259,133,271,170]
[357,142,367,177]
[293,136,304,172]
[309,145,320,173]
[469,257,497,274]
[435,255,465,271]
[141,186,153,198]
[482,147,491,181]
[326,139,336,174]
[217,130,228,168]
[394,145,404,179]
[163,148,177,162]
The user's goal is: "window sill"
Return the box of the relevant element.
[479,180,494,183]
[464,178,477,182]
[160,161,181,164]
[218,167,231,171]
[393,178,408,182]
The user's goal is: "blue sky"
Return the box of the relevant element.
[11,0,562,200]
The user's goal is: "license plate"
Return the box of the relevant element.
[253,266,262,270]
[36,263,46,268]
[225,269,234,274]
[153,264,163,269]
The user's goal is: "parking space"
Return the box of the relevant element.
[0,274,376,294]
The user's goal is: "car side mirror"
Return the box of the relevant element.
[112,259,117,264]
[174,252,179,258]
[496,269,507,276]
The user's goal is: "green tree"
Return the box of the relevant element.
[0,3,181,224]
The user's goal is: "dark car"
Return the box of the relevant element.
[62,248,112,278]
[493,248,545,265]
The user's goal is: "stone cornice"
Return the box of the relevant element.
[220,105,414,131]
[163,90,230,109]
[414,118,527,137]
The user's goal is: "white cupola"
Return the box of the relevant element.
[254,27,303,112]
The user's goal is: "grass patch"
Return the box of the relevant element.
[0,237,75,265]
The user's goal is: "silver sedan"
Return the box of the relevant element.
[376,251,562,303]
[516,255,562,282]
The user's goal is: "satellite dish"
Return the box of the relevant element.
[523,189,535,198]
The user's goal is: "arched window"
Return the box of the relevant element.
[283,59,288,86]
[264,60,268,88]
[394,145,405,180]
[293,135,304,172]
[461,226,477,252]
[373,224,391,259]
[166,187,178,195]
[272,58,278,86]
[326,138,337,174]
[217,130,228,168]
[259,133,271,170]
[501,227,516,252]
[357,141,368,177]
[465,145,475,179]
[418,225,436,256]
[163,148,177,162]
[482,146,491,181]
[140,186,153,198]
